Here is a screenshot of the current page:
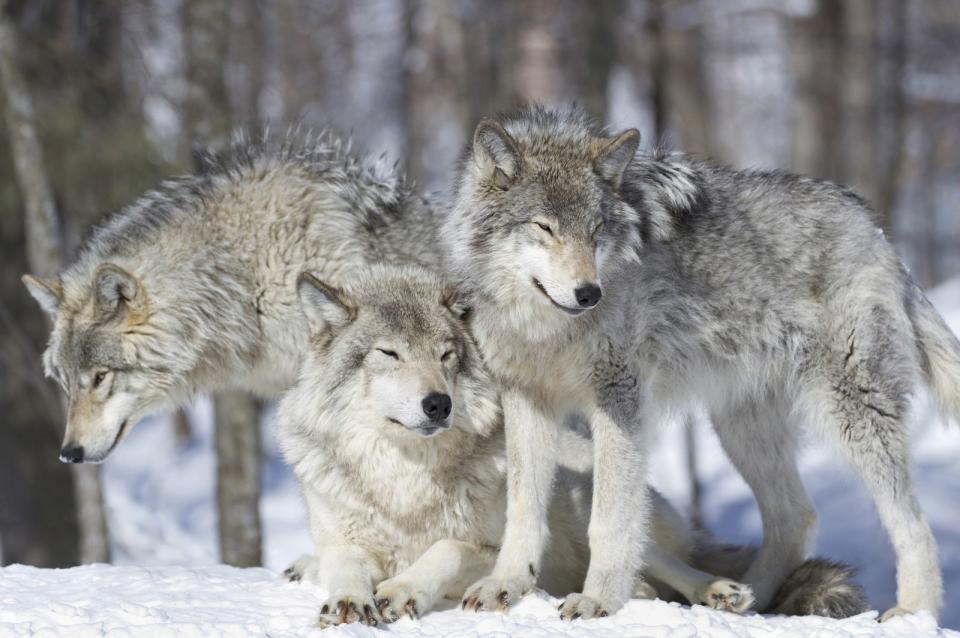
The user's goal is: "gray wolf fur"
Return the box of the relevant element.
[277,264,866,626]
[22,132,442,463]
[444,106,959,621]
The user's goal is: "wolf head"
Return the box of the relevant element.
[291,265,499,442]
[23,263,208,463]
[445,107,642,336]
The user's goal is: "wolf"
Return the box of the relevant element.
[277,264,866,627]
[22,132,442,463]
[444,106,960,621]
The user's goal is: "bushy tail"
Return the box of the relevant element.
[908,284,960,424]
[689,540,868,619]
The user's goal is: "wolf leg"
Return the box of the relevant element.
[315,542,382,627]
[376,540,495,621]
[644,546,754,613]
[711,397,816,610]
[462,389,558,613]
[799,346,941,620]
[558,404,651,620]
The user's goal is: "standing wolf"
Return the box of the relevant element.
[278,264,866,627]
[445,106,959,621]
[22,133,441,463]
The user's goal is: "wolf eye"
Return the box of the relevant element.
[533,221,553,236]
[376,348,400,360]
[441,350,456,362]
[93,371,108,388]
[592,221,605,237]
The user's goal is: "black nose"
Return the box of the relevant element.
[574,283,602,308]
[59,444,84,464]
[421,392,452,422]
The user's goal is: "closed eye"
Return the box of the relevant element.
[93,370,108,388]
[441,350,455,362]
[376,348,400,360]
[533,221,553,236]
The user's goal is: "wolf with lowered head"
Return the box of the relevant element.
[22,133,441,464]
[445,106,960,621]
[278,264,866,627]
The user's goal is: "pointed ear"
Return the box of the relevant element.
[473,118,522,188]
[440,284,470,321]
[297,272,355,335]
[595,129,640,190]
[22,274,62,317]
[94,263,145,322]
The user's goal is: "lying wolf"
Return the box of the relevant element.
[444,106,959,620]
[22,133,441,463]
[278,264,867,627]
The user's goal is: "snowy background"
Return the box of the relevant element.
[2,1,960,635]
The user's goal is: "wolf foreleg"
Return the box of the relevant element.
[375,540,496,622]
[462,390,558,613]
[559,405,650,619]
[315,542,382,627]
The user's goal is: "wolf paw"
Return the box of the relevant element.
[317,594,379,628]
[374,579,428,622]
[633,581,659,600]
[461,574,533,613]
[558,593,619,620]
[695,579,754,614]
[880,606,915,622]
[282,554,318,583]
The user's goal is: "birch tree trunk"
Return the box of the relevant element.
[0,11,109,565]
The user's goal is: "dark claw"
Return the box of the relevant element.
[497,590,509,610]
[599,609,609,617]
[406,600,419,620]
[320,604,330,615]
[572,612,582,620]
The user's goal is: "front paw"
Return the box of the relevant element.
[694,579,754,614]
[374,579,429,622]
[318,594,379,628]
[461,574,533,613]
[558,593,617,620]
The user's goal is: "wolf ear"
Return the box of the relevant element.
[473,119,521,188]
[22,274,62,317]
[595,129,640,190]
[297,272,355,335]
[440,284,471,321]
[94,263,145,322]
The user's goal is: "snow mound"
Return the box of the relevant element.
[0,564,954,638]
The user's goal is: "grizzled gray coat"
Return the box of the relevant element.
[445,106,959,621]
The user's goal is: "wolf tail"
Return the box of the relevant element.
[907,282,960,424]
[689,540,869,618]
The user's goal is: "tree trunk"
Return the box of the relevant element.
[182,0,263,567]
[214,391,262,567]
[0,11,109,565]
[789,0,843,179]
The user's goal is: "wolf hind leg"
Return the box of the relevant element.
[799,335,941,620]
[710,396,816,610]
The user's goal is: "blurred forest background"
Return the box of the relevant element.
[1,0,959,570]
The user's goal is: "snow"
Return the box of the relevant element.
[0,564,952,637]
[2,278,959,636]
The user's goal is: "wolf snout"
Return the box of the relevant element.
[574,283,602,308]
[421,392,452,422]
[59,443,85,464]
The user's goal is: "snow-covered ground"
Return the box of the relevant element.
[2,279,959,636]
[0,564,951,637]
